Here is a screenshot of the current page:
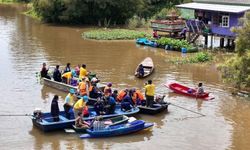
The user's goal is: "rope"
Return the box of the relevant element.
[170,103,206,117]
[0,114,32,117]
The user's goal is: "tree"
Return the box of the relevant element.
[220,12,250,90]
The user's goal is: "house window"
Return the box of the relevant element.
[221,16,229,27]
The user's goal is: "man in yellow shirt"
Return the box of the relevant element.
[62,71,73,84]
[79,64,88,80]
[144,80,155,107]
[73,95,88,118]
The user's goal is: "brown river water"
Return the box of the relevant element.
[0,4,250,150]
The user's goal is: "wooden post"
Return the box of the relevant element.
[220,38,224,48]
[204,35,208,48]
[210,35,213,49]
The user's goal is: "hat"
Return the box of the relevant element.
[107,82,112,87]
[91,77,98,83]
[69,88,75,94]
[82,95,88,102]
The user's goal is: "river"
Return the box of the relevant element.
[0,4,249,150]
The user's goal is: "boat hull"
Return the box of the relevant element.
[80,120,153,138]
[138,103,169,115]
[32,106,139,132]
[135,57,154,78]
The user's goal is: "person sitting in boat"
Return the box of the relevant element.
[94,98,105,115]
[75,112,90,129]
[51,95,59,122]
[136,64,144,78]
[53,65,62,82]
[121,91,134,111]
[103,95,116,114]
[40,62,51,79]
[73,95,88,119]
[61,70,74,84]
[63,63,71,73]
[75,64,80,76]
[82,105,89,117]
[64,88,76,119]
[78,77,92,96]
[111,90,118,101]
[104,82,112,97]
[117,89,128,102]
[92,116,105,131]
[79,64,89,80]
[145,80,155,107]
[89,77,102,99]
[131,88,146,106]
[197,83,204,95]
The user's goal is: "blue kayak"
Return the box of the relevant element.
[80,120,153,138]
[31,106,140,132]
[136,38,157,47]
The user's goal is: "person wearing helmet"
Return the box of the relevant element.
[73,95,88,119]
[64,88,76,119]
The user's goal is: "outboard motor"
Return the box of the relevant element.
[33,108,42,122]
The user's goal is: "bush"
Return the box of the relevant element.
[83,29,151,40]
[169,52,213,64]
[127,16,150,29]
[156,37,194,52]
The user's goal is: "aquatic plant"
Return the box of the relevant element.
[83,29,151,40]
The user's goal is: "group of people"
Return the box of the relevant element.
[40,62,90,85]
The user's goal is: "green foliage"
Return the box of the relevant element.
[153,8,180,20]
[0,0,30,3]
[83,29,150,40]
[127,16,150,29]
[169,52,213,64]
[31,0,185,25]
[219,12,250,89]
[156,37,195,52]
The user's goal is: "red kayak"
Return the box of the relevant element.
[165,82,214,100]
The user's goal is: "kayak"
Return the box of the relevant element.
[135,57,154,78]
[80,120,153,138]
[165,82,214,100]
[31,106,140,132]
[136,38,157,47]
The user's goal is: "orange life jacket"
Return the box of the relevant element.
[79,82,87,96]
[117,90,127,102]
[136,90,145,101]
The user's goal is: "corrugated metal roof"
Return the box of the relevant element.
[193,0,250,6]
[176,2,250,13]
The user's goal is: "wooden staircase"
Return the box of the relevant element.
[185,19,208,43]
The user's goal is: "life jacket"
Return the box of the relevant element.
[79,82,87,96]
[136,90,144,101]
[117,90,127,102]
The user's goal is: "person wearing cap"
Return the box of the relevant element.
[144,80,155,107]
[53,65,62,82]
[104,82,112,97]
[64,89,76,119]
[79,64,89,80]
[73,95,88,119]
[63,63,71,74]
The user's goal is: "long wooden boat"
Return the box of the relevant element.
[80,120,153,138]
[72,115,130,133]
[165,82,214,100]
[31,106,140,132]
[43,78,105,92]
[135,57,154,78]
[138,103,169,115]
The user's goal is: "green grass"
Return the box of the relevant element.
[83,29,151,40]
[23,6,41,21]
